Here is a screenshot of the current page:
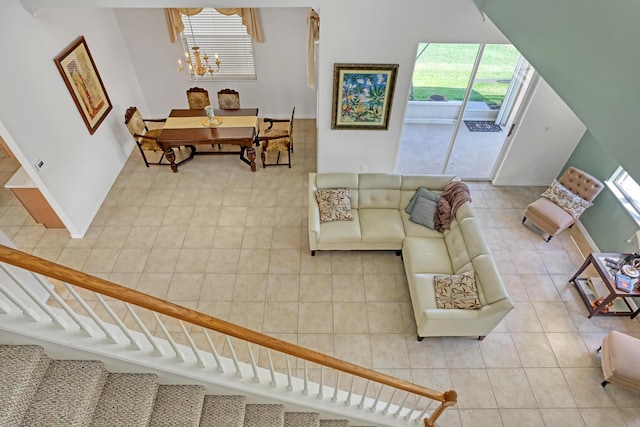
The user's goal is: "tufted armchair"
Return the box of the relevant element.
[523,166,604,241]
[258,107,295,168]
[217,89,240,110]
[186,87,211,110]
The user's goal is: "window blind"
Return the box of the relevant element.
[181,9,256,80]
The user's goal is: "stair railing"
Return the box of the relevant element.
[0,244,456,427]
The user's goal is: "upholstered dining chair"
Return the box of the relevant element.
[258,107,295,168]
[124,107,168,167]
[523,166,604,241]
[217,88,240,110]
[186,87,211,110]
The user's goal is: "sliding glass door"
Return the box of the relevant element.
[397,43,533,180]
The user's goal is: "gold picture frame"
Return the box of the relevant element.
[54,36,112,135]
[331,63,398,130]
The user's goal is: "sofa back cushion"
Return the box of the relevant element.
[358,174,402,209]
[444,222,470,272]
[316,173,359,208]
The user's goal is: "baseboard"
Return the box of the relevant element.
[490,179,550,187]
[576,220,600,252]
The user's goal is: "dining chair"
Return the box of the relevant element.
[186,87,211,110]
[217,89,240,110]
[124,107,168,167]
[258,107,295,168]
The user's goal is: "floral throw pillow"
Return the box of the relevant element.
[315,188,354,224]
[541,179,593,219]
[434,271,481,310]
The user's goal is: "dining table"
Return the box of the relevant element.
[156,108,259,172]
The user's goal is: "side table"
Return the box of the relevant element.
[570,252,640,318]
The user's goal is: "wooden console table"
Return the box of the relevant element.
[570,252,640,318]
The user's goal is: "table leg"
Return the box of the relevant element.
[246,146,256,172]
[165,147,178,173]
[569,254,593,282]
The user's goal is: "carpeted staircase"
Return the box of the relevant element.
[0,345,372,427]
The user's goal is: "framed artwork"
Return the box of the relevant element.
[331,63,398,130]
[54,36,112,135]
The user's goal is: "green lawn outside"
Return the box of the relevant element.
[409,44,520,106]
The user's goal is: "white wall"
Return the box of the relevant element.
[0,0,146,237]
[315,0,511,173]
[114,7,316,120]
[493,76,586,186]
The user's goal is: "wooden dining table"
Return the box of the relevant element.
[157,108,259,172]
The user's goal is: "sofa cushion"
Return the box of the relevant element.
[405,187,441,214]
[444,224,471,272]
[459,217,489,260]
[401,211,446,238]
[359,209,405,244]
[541,179,593,219]
[318,210,362,244]
[409,196,438,229]
[434,271,481,309]
[316,189,353,223]
[402,237,453,275]
[358,174,402,209]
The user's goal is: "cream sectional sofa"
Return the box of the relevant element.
[308,173,513,340]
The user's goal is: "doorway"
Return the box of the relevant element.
[395,43,534,179]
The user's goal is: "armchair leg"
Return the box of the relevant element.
[546,235,553,242]
[522,216,526,224]
[602,380,610,388]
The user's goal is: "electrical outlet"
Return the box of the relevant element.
[35,159,44,170]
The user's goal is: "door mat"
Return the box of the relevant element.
[464,121,502,132]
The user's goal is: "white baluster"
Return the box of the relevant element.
[95,293,141,350]
[317,366,324,399]
[266,349,277,387]
[0,298,11,314]
[358,380,370,409]
[203,329,224,373]
[0,284,40,322]
[404,396,421,421]
[64,284,117,344]
[285,355,293,391]
[346,375,355,406]
[225,336,243,378]
[371,383,385,412]
[303,360,309,395]
[33,274,93,336]
[125,303,164,356]
[416,402,430,423]
[246,343,260,383]
[393,392,410,418]
[152,312,185,362]
[382,389,397,415]
[0,265,66,329]
[332,371,340,402]
[179,320,205,368]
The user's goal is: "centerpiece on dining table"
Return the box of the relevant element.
[203,105,221,127]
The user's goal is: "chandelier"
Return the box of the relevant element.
[178,12,220,78]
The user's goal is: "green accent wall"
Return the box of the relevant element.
[475,0,640,252]
[564,132,639,252]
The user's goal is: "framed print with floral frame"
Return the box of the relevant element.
[54,36,112,135]
[331,63,398,130]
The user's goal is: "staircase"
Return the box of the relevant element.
[0,345,371,427]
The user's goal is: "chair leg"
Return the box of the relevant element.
[546,235,553,242]
[417,335,424,342]
[261,151,266,168]
[602,380,610,388]
[522,216,526,224]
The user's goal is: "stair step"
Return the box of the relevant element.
[22,360,108,427]
[0,345,51,427]
[199,395,246,427]
[149,384,206,426]
[243,404,284,427]
[319,420,350,427]
[90,373,158,427]
[284,411,320,427]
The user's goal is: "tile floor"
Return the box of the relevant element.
[1,119,640,427]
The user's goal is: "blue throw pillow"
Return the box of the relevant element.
[406,187,440,214]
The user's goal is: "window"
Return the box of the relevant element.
[181,8,256,81]
[608,166,640,225]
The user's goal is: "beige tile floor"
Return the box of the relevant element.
[2,119,640,426]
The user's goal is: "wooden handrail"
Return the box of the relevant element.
[0,244,456,422]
